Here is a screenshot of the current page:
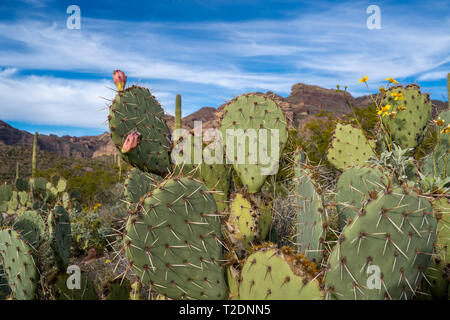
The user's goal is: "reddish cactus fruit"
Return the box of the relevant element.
[121,131,142,153]
[113,70,127,91]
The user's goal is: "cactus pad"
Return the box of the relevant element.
[336,166,388,229]
[124,168,162,207]
[381,84,433,150]
[108,85,171,175]
[0,228,39,300]
[325,189,437,300]
[12,210,46,248]
[219,94,287,193]
[327,123,376,170]
[293,164,326,262]
[124,177,228,300]
[239,245,323,299]
[225,193,272,250]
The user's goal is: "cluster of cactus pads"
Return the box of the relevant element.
[104,70,449,300]
[3,70,447,300]
[0,175,77,299]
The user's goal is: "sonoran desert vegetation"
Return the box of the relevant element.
[0,70,449,300]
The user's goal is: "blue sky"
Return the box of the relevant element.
[0,0,449,136]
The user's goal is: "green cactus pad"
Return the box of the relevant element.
[0,185,12,212]
[219,94,288,193]
[108,85,171,175]
[327,123,376,170]
[239,245,323,300]
[381,84,433,150]
[0,228,39,300]
[124,168,162,207]
[336,166,388,229]
[325,189,437,300]
[198,161,232,213]
[124,177,228,300]
[15,178,29,192]
[48,205,72,270]
[12,210,46,248]
[53,272,98,300]
[293,164,326,263]
[226,193,272,250]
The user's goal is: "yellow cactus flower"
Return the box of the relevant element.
[398,105,406,111]
[105,259,111,264]
[359,75,369,83]
[441,124,450,134]
[385,77,399,84]
[390,92,404,100]
[434,117,445,126]
[377,104,391,116]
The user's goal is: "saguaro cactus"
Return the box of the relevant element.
[174,94,182,141]
[32,131,38,177]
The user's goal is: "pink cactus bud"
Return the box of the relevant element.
[121,131,142,153]
[113,70,127,92]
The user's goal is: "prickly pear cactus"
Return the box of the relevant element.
[327,123,376,170]
[219,94,288,193]
[124,177,228,300]
[12,210,46,248]
[0,228,39,300]
[124,168,162,208]
[239,245,323,300]
[325,188,437,300]
[293,163,326,263]
[225,193,272,250]
[380,84,433,150]
[336,166,388,229]
[48,205,72,270]
[108,85,171,175]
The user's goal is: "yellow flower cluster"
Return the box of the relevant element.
[377,104,391,117]
[385,77,399,84]
[359,75,369,83]
[93,203,102,211]
[390,92,404,100]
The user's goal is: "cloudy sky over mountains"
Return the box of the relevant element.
[0,0,449,136]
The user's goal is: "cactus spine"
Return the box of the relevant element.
[32,131,38,177]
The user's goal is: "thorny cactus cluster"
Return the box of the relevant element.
[1,70,449,300]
